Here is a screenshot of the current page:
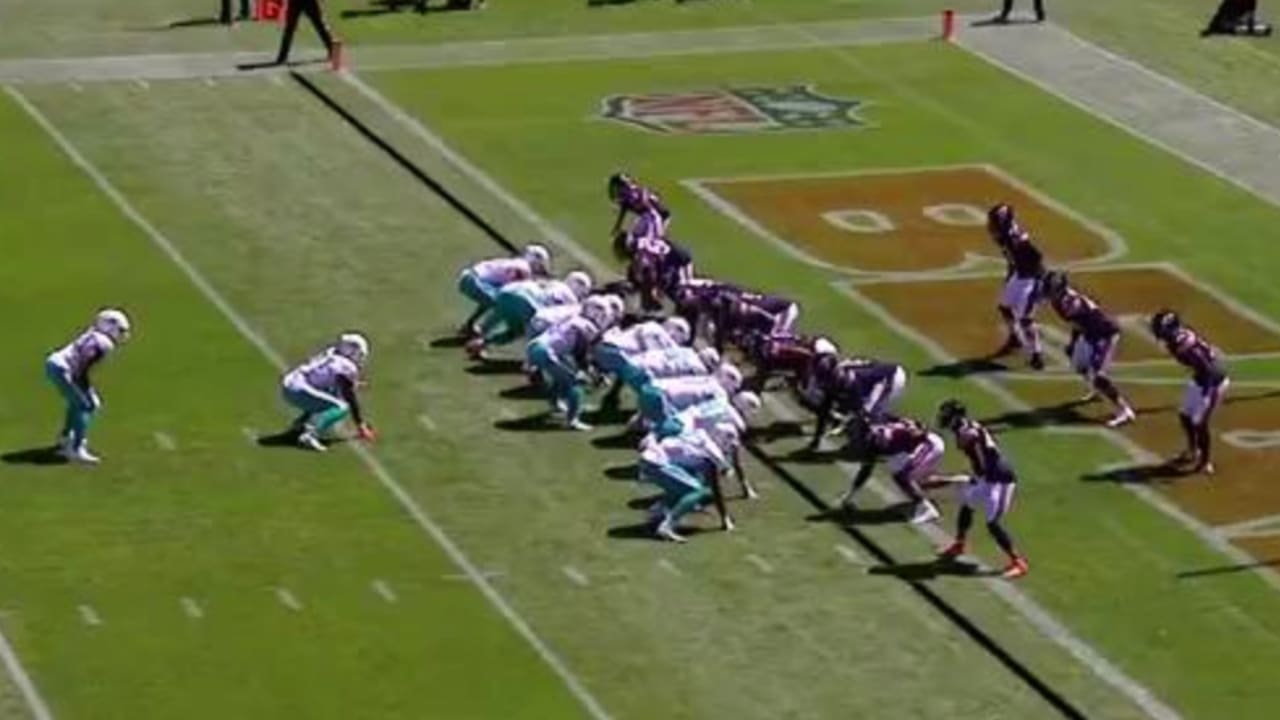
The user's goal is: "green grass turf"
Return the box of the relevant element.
[364,41,1280,718]
[0,89,592,720]
[0,72,1169,719]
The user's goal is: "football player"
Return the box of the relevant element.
[745,334,838,394]
[1151,310,1229,474]
[593,316,691,411]
[526,297,608,431]
[710,291,800,355]
[638,424,736,542]
[635,368,744,435]
[467,271,591,359]
[607,172,670,239]
[1042,271,1135,426]
[936,400,1028,579]
[988,203,1046,370]
[44,308,132,464]
[280,333,375,452]
[616,230,694,311]
[841,415,945,524]
[457,244,551,335]
[806,355,909,449]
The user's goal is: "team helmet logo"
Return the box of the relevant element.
[602,85,866,135]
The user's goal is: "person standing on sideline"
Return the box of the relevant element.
[994,0,1045,23]
[219,0,251,25]
[275,0,337,65]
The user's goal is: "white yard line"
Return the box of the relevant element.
[343,72,1177,719]
[744,554,775,574]
[153,431,177,451]
[834,544,867,567]
[656,557,682,576]
[77,605,102,627]
[371,579,399,604]
[275,587,303,612]
[240,426,259,444]
[417,413,437,432]
[6,85,612,720]
[561,565,591,588]
[180,597,205,619]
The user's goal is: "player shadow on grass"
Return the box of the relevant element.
[498,384,545,400]
[604,463,639,481]
[1177,557,1280,580]
[1080,462,1191,485]
[980,399,1093,431]
[591,430,640,449]
[494,411,564,432]
[1,446,67,466]
[806,500,918,527]
[918,357,1008,379]
[341,0,478,19]
[868,558,985,581]
[607,521,711,542]
[428,335,468,349]
[465,359,524,375]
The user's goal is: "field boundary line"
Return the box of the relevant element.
[332,69,1171,720]
[5,84,611,720]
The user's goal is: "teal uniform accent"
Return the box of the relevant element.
[282,384,350,433]
[45,359,95,446]
[529,341,582,421]
[479,289,538,345]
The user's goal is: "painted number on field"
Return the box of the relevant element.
[821,203,986,235]
[821,209,895,234]
[921,203,986,226]
[1221,430,1280,450]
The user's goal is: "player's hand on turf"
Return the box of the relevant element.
[357,423,377,443]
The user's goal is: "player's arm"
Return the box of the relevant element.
[808,394,835,450]
[335,375,372,436]
[731,446,757,500]
[704,464,734,531]
[610,206,627,236]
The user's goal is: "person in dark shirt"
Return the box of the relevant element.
[274,0,336,65]
[993,0,1045,23]
[987,204,1047,370]
[806,354,908,448]
[1151,310,1229,474]
[1042,271,1135,426]
[936,400,1028,579]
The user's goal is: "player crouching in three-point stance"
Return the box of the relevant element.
[456,244,551,336]
[280,333,375,452]
[1151,310,1229,475]
[45,308,132,464]
[840,415,945,524]
[1041,271,1136,427]
[987,203,1046,370]
[936,400,1028,579]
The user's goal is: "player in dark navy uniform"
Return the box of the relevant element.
[988,204,1046,370]
[743,334,837,395]
[608,172,670,238]
[806,354,909,449]
[1151,311,1229,475]
[936,400,1028,579]
[614,230,694,311]
[710,292,800,355]
[841,415,945,524]
[1042,271,1135,427]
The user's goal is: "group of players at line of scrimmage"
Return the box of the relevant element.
[40,174,1229,578]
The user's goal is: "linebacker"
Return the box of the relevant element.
[45,308,132,464]
[1151,310,1229,474]
[1042,271,1136,427]
[987,204,1047,370]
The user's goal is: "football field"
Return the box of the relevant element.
[4,1,1280,718]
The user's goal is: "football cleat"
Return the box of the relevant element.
[993,334,1022,357]
[655,518,688,543]
[297,432,327,452]
[908,500,941,525]
[567,417,593,432]
[1001,556,1029,580]
[1029,352,1045,371]
[62,443,100,465]
[939,540,967,559]
[1105,407,1136,428]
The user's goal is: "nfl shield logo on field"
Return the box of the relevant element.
[602,85,866,134]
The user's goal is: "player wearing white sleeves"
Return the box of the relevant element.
[280,333,376,452]
[467,271,589,359]
[635,365,742,433]
[669,397,760,499]
[592,317,689,412]
[639,425,735,542]
[457,244,551,335]
[619,345,713,393]
[44,309,131,464]
[526,305,605,431]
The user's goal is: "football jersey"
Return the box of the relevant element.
[286,349,360,394]
[633,347,707,378]
[653,376,727,412]
[602,322,675,355]
[1051,289,1118,340]
[469,257,533,286]
[1167,328,1227,387]
[955,419,1016,483]
[641,429,728,473]
[48,328,115,377]
[535,315,599,357]
[999,231,1044,279]
[528,280,578,309]
[867,418,931,456]
[676,398,746,435]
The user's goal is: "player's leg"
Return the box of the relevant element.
[995,302,1021,356]
[457,270,497,335]
[903,436,944,523]
[45,360,98,461]
[1175,381,1202,465]
[300,0,335,56]
[1191,379,1228,474]
[656,464,711,543]
[940,503,975,558]
[284,384,349,451]
[1090,335,1135,426]
[984,483,1026,578]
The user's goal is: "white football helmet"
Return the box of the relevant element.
[708,422,741,453]
[336,332,371,365]
[697,346,721,371]
[813,337,839,356]
[565,271,593,299]
[715,362,743,392]
[94,308,132,342]
[732,390,762,417]
[663,316,691,345]
[524,244,551,275]
[581,296,612,329]
[605,294,626,321]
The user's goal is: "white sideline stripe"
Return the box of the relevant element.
[338,72,1177,720]
[955,28,1280,214]
[442,570,505,582]
[203,77,217,87]
[77,605,102,627]
[656,558,682,576]
[68,82,81,92]
[275,587,303,612]
[1215,513,1280,539]
[744,554,775,574]
[372,579,399,604]
[240,426,259,443]
[835,544,867,567]
[417,413,437,432]
[5,86,612,720]
[561,566,591,587]
[153,431,176,451]
[1001,371,1280,391]
[133,78,148,90]
[180,597,204,619]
